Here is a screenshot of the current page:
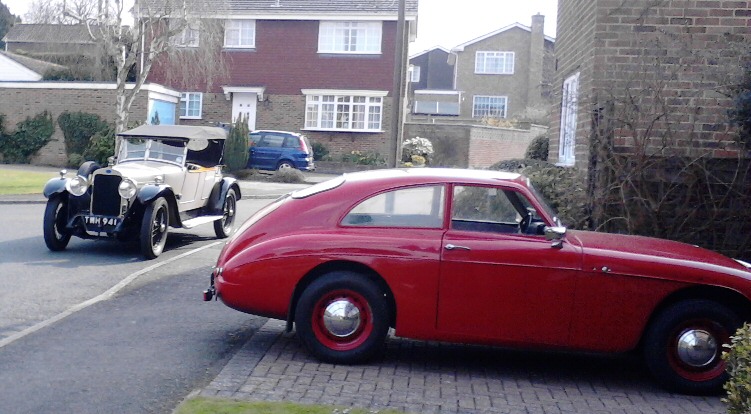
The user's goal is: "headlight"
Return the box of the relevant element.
[118,178,138,199]
[66,175,88,196]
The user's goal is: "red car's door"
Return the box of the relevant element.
[437,185,582,346]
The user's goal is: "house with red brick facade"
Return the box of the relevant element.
[550,0,751,255]
[551,0,750,169]
[143,0,418,160]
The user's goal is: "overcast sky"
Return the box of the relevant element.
[3,0,558,54]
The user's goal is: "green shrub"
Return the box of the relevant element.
[57,112,111,158]
[224,116,250,172]
[341,150,386,166]
[0,111,55,163]
[490,159,589,229]
[724,323,751,413]
[271,168,305,183]
[82,127,116,165]
[525,133,550,161]
[67,153,83,168]
[311,141,329,160]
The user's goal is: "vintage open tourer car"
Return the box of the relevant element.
[43,125,241,259]
[204,168,751,394]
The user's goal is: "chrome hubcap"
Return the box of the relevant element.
[322,299,361,337]
[676,329,717,367]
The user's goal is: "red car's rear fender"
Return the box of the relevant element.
[285,260,396,332]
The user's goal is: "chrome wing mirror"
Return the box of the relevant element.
[544,226,567,249]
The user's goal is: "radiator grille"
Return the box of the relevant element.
[91,175,122,216]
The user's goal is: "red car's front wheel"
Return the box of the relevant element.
[643,299,739,394]
[295,271,391,364]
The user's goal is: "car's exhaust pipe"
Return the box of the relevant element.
[203,287,215,301]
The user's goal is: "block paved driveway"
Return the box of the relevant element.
[201,319,725,414]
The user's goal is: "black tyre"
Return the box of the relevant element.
[213,189,237,238]
[140,197,169,259]
[643,299,740,394]
[277,161,294,171]
[295,271,391,364]
[43,196,71,251]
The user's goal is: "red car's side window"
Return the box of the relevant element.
[341,185,445,228]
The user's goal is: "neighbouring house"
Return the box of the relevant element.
[2,24,110,81]
[448,14,555,122]
[408,46,459,116]
[142,0,419,160]
[0,50,66,81]
[551,0,751,256]
[3,24,98,57]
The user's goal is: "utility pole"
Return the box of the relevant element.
[389,0,407,168]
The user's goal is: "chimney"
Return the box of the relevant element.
[527,13,545,109]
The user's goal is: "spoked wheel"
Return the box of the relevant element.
[214,189,237,238]
[295,271,391,364]
[140,197,169,260]
[643,299,739,394]
[43,196,71,251]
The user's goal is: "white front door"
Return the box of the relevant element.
[231,93,257,130]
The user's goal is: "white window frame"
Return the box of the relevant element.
[558,72,580,166]
[173,21,200,48]
[179,92,203,119]
[472,96,507,118]
[302,89,387,132]
[318,21,382,54]
[475,51,514,74]
[409,65,421,82]
[224,19,256,49]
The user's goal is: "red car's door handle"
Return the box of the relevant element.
[445,244,471,251]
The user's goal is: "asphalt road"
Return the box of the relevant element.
[0,198,271,413]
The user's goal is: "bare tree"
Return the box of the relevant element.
[25,0,97,24]
[62,0,228,150]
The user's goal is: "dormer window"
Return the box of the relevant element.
[224,20,256,48]
[318,21,382,54]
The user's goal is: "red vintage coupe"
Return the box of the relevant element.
[204,168,751,394]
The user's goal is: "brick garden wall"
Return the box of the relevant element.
[0,82,157,166]
[405,122,546,168]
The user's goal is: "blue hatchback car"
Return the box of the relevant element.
[246,130,315,171]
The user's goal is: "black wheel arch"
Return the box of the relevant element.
[77,161,101,178]
[135,185,180,227]
[208,178,242,214]
[639,285,751,349]
[286,261,396,333]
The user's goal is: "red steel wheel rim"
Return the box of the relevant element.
[666,318,729,383]
[311,289,373,351]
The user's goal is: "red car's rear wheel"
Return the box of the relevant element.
[643,299,739,394]
[295,271,391,364]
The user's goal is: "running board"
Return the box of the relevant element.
[181,215,223,229]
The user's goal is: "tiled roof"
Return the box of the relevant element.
[137,0,418,17]
[2,24,95,44]
[0,51,67,74]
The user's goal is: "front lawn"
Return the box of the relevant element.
[0,168,58,195]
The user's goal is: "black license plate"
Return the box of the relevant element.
[84,216,121,232]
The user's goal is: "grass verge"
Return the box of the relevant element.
[175,397,406,414]
[0,168,59,195]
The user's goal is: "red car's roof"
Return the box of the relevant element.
[340,168,523,185]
